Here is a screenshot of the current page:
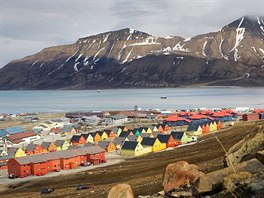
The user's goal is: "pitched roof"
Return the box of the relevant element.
[54,140,66,147]
[122,141,138,150]
[25,143,37,151]
[70,135,82,143]
[7,147,19,156]
[113,137,127,145]
[127,135,138,141]
[81,133,91,139]
[157,134,171,143]
[170,131,184,140]
[83,142,95,147]
[104,130,114,136]
[41,142,52,149]
[61,125,74,133]
[98,141,111,149]
[0,129,7,137]
[119,131,130,137]
[151,131,160,138]
[140,133,150,138]
[141,137,156,146]
[5,126,25,134]
[7,131,38,141]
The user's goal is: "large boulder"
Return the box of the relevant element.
[223,172,252,190]
[193,159,264,195]
[162,161,204,193]
[107,183,134,198]
[224,125,264,167]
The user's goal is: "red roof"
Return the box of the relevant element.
[220,109,238,114]
[7,131,38,141]
[254,109,264,113]
[178,112,195,116]
[166,116,191,123]
[50,128,61,134]
[200,110,214,115]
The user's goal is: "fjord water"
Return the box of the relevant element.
[0,88,263,114]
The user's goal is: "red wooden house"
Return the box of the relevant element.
[156,124,169,133]
[25,143,43,155]
[104,129,115,138]
[7,146,106,177]
[70,135,86,146]
[157,134,175,148]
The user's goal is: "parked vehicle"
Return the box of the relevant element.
[80,162,92,167]
[40,188,55,194]
[8,174,18,179]
[76,185,88,190]
[76,184,94,190]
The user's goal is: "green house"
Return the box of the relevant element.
[170,131,192,144]
[54,140,70,151]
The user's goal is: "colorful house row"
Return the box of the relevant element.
[7,146,105,178]
[120,131,193,157]
[186,120,221,135]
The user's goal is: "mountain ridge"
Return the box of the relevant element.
[0,15,263,90]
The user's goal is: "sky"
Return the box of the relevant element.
[0,0,263,68]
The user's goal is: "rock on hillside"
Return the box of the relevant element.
[0,16,263,89]
[224,125,264,167]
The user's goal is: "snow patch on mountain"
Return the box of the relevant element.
[74,62,80,72]
[231,28,245,61]
[30,60,39,69]
[103,33,111,43]
[173,41,190,52]
[93,47,105,61]
[202,41,208,58]
[128,36,161,46]
[122,46,135,64]
[75,54,83,62]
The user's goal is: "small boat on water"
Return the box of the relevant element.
[161,96,167,99]
[98,90,101,93]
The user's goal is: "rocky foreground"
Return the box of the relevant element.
[108,124,264,198]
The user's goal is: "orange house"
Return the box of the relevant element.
[41,142,57,152]
[25,144,43,155]
[157,134,175,148]
[217,121,222,129]
[201,124,207,134]
[205,123,210,133]
[8,158,31,178]
[104,130,115,138]
[90,132,101,142]
[157,124,169,133]
[70,135,86,146]
[98,141,116,152]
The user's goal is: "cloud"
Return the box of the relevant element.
[1,0,263,67]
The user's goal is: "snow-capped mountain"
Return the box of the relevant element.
[0,16,263,89]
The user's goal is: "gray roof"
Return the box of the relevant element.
[140,133,151,138]
[127,135,138,142]
[83,142,94,147]
[41,142,52,149]
[113,137,127,145]
[25,143,37,151]
[98,140,111,149]
[11,146,104,165]
[7,147,18,156]
[54,140,66,147]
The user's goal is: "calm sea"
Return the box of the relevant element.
[0,88,263,114]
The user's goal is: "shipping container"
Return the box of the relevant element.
[242,113,259,121]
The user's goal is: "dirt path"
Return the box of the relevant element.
[0,120,263,198]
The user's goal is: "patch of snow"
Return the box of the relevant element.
[30,60,39,69]
[90,65,94,70]
[163,52,170,55]
[164,36,173,39]
[94,58,100,64]
[259,48,264,55]
[74,62,80,72]
[173,61,175,65]
[238,17,244,28]
[83,60,89,66]
[245,73,250,78]
[122,46,135,64]
[176,56,184,60]
[66,51,78,62]
[121,66,128,73]
[103,33,110,43]
[107,44,115,59]
[202,41,208,58]
[251,47,257,53]
[163,47,171,51]
[173,41,190,52]
[127,36,161,46]
[82,40,88,43]
[231,28,245,61]
[184,37,191,41]
[219,37,224,58]
[93,47,105,61]
[40,63,45,68]
[75,54,83,62]
[129,28,134,34]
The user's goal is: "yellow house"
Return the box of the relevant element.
[150,126,159,132]
[97,131,108,140]
[209,122,215,132]
[136,136,143,143]
[8,147,26,157]
[141,137,166,152]
[121,141,150,157]
[86,134,94,143]
[213,121,218,131]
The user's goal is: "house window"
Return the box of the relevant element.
[54,165,56,167]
